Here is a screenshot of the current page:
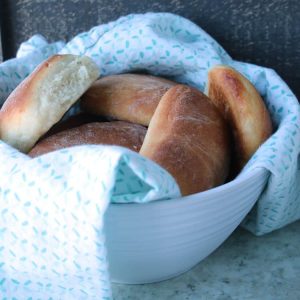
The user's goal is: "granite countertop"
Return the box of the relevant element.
[112,220,300,300]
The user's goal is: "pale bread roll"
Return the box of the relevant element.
[0,54,99,152]
[80,73,177,126]
[140,84,230,196]
[29,121,147,157]
[206,65,272,170]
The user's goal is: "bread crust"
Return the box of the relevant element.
[206,65,272,170]
[43,113,106,138]
[140,84,231,195]
[29,121,147,157]
[80,73,176,126]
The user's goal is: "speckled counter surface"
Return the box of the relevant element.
[112,220,300,300]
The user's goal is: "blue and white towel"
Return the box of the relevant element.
[0,13,299,299]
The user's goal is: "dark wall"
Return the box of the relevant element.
[1,0,299,98]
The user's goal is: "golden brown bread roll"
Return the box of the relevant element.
[29,121,147,157]
[80,73,177,126]
[206,65,272,170]
[139,84,231,196]
[0,54,99,152]
[44,113,106,138]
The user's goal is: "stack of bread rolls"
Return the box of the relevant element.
[0,54,272,196]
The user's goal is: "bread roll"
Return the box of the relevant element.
[29,121,147,157]
[44,113,106,138]
[206,65,272,170]
[80,73,177,126]
[139,84,230,196]
[0,54,99,152]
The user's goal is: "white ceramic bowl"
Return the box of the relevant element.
[104,167,269,284]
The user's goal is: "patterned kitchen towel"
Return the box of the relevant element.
[0,143,180,299]
[0,12,299,299]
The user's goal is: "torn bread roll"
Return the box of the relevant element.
[206,65,272,170]
[29,121,147,157]
[80,73,177,126]
[0,54,99,152]
[139,84,230,196]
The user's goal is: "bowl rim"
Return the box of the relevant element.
[109,166,270,207]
